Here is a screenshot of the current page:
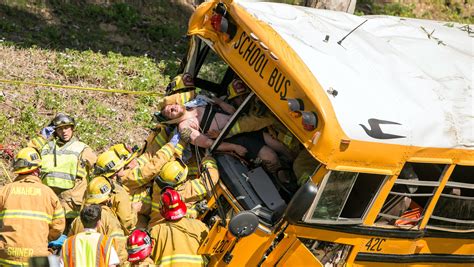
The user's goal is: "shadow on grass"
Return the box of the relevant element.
[0,0,192,75]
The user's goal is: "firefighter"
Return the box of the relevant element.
[29,113,97,221]
[61,204,120,267]
[143,123,199,181]
[104,132,182,228]
[149,155,219,227]
[127,229,155,266]
[69,177,128,263]
[164,72,196,102]
[293,149,320,186]
[150,187,208,266]
[94,148,140,234]
[122,139,179,228]
[0,147,65,266]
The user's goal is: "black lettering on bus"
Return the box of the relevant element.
[259,57,268,79]
[281,79,290,98]
[268,67,278,88]
[253,54,266,76]
[212,240,229,254]
[273,72,284,94]
[248,47,261,66]
[365,238,386,252]
[243,42,256,62]
[238,36,250,55]
[267,67,289,98]
[376,238,386,251]
[234,31,246,50]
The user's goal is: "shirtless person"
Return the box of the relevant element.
[161,103,248,156]
[160,102,286,177]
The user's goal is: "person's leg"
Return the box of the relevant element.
[262,132,294,161]
[258,145,295,186]
[257,145,280,173]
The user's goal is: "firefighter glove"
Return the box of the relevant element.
[48,234,67,248]
[170,132,181,146]
[40,126,55,139]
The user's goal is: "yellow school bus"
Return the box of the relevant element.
[173,0,473,265]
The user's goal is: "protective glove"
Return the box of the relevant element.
[40,126,55,139]
[48,234,67,248]
[169,132,181,146]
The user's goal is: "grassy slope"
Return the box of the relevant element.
[0,1,192,181]
[0,1,472,182]
[356,0,473,23]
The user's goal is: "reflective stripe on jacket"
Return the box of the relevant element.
[0,175,65,264]
[150,218,208,266]
[68,205,128,263]
[122,143,176,192]
[62,231,113,267]
[41,138,88,189]
[149,156,218,227]
[28,136,47,151]
[130,187,152,219]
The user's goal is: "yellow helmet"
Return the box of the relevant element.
[165,73,195,94]
[85,176,112,204]
[94,150,125,178]
[156,159,188,188]
[13,147,41,174]
[227,79,249,100]
[109,143,138,166]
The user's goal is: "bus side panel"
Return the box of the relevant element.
[274,238,323,267]
[210,227,271,267]
[354,262,468,267]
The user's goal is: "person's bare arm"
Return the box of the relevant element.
[180,125,247,156]
[213,97,236,114]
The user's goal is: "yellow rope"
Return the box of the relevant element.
[0,79,162,96]
[0,161,12,183]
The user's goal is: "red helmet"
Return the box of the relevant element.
[160,187,187,221]
[127,229,153,263]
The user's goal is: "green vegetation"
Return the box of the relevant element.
[0,0,471,183]
[0,1,189,57]
[0,0,192,183]
[356,0,474,24]
[52,50,169,92]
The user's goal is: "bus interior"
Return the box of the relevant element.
[177,36,474,234]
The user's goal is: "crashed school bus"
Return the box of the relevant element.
[170,0,473,266]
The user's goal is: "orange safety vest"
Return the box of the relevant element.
[62,231,114,267]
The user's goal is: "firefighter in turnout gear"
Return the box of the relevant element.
[149,155,219,227]
[28,113,97,221]
[116,130,185,227]
[69,177,128,263]
[61,204,120,267]
[94,148,139,235]
[0,147,65,266]
[127,229,155,266]
[150,187,208,266]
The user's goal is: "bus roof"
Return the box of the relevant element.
[236,1,473,150]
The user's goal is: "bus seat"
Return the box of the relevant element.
[215,153,287,224]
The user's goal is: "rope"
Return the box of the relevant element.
[0,161,12,183]
[0,79,163,96]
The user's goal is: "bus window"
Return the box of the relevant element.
[427,165,474,232]
[304,170,385,224]
[377,163,447,227]
[196,48,228,85]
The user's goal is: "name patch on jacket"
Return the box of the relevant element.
[11,187,42,196]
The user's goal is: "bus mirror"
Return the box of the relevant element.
[228,211,259,238]
[284,182,318,224]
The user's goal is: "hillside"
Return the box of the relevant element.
[0,1,194,181]
[0,0,472,182]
